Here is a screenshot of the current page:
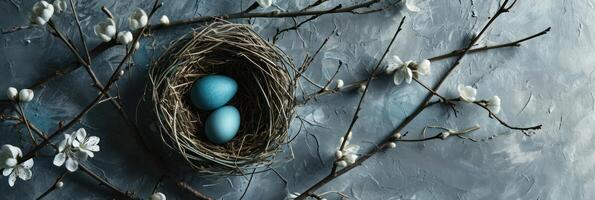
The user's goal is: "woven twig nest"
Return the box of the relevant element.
[148,22,296,174]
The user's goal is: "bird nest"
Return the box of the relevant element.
[148,22,296,175]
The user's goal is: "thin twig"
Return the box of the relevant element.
[295,1,533,197]
[0,0,380,99]
[176,181,213,200]
[15,103,37,145]
[17,0,163,166]
[36,171,67,200]
[296,15,406,199]
[297,27,552,102]
[239,168,257,200]
[26,120,135,199]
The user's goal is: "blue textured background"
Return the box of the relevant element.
[1,0,591,199]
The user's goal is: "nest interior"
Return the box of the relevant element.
[148,22,296,174]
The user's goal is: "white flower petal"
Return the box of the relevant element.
[16,167,32,180]
[58,134,70,152]
[343,144,360,155]
[344,154,358,164]
[53,0,67,13]
[75,128,87,142]
[150,192,167,200]
[405,0,421,12]
[53,152,66,166]
[8,171,17,187]
[80,149,94,158]
[256,0,273,8]
[85,145,100,152]
[85,136,100,147]
[404,67,412,84]
[393,69,405,85]
[65,157,78,172]
[457,84,477,102]
[417,59,431,76]
[4,145,22,158]
[3,168,14,177]
[385,55,404,74]
[21,159,33,169]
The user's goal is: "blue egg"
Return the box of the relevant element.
[190,75,238,111]
[205,106,241,144]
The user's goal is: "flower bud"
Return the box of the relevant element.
[440,132,450,140]
[336,160,347,167]
[7,87,18,101]
[334,150,343,159]
[56,181,64,188]
[128,8,148,30]
[117,31,133,45]
[150,192,166,200]
[358,84,366,92]
[335,79,344,89]
[53,0,67,13]
[160,15,170,26]
[18,89,34,102]
[387,142,397,149]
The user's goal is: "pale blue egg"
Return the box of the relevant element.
[190,75,238,111]
[205,106,241,144]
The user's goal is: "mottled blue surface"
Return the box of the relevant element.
[1,0,593,199]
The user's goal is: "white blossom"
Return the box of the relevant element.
[128,8,148,30]
[388,142,397,149]
[385,55,404,74]
[150,192,166,200]
[393,132,402,139]
[335,79,344,89]
[487,95,501,114]
[6,87,17,101]
[416,59,431,76]
[53,128,100,172]
[0,145,34,187]
[53,0,67,13]
[358,83,367,92]
[440,131,450,140]
[335,134,360,168]
[30,1,54,25]
[256,0,274,8]
[403,0,420,12]
[56,181,64,188]
[159,15,170,26]
[117,31,133,45]
[94,18,116,42]
[394,61,413,85]
[457,84,477,102]
[18,89,34,102]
